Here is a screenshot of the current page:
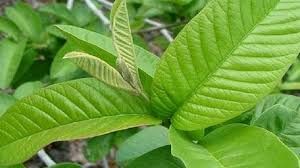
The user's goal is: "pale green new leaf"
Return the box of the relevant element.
[170,124,299,168]
[111,0,141,90]
[251,94,300,150]
[151,0,300,130]
[0,38,27,89]
[64,52,135,92]
[13,81,43,99]
[55,25,159,78]
[0,78,161,166]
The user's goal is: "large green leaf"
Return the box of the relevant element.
[116,126,169,165]
[0,78,160,166]
[64,52,135,92]
[5,3,43,42]
[251,94,300,150]
[170,124,299,168]
[151,0,300,130]
[0,17,20,40]
[125,146,185,168]
[111,0,141,91]
[55,25,159,78]
[0,38,27,89]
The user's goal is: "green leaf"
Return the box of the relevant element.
[49,163,81,168]
[39,3,78,25]
[151,0,300,130]
[251,94,300,150]
[125,146,185,168]
[13,49,38,84]
[111,0,141,90]
[0,93,16,117]
[0,17,20,40]
[64,52,135,92]
[113,128,138,147]
[71,2,96,27]
[116,126,169,164]
[5,3,43,42]
[0,78,161,165]
[171,0,193,5]
[50,42,80,80]
[85,134,114,162]
[55,25,159,78]
[170,124,299,168]
[0,38,27,89]
[13,81,43,99]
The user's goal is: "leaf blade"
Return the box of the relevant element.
[151,0,300,130]
[64,52,135,92]
[0,78,160,166]
[170,124,299,168]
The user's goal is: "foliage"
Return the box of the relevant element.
[0,0,300,167]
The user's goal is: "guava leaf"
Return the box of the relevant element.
[55,25,159,78]
[251,94,300,151]
[111,0,141,90]
[0,78,160,166]
[151,0,300,130]
[170,124,299,168]
[64,52,135,92]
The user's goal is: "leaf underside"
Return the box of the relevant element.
[0,78,160,166]
[111,0,141,89]
[170,124,299,168]
[64,52,135,92]
[151,0,300,130]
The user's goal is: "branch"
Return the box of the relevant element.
[102,157,109,168]
[135,21,187,33]
[85,0,110,25]
[37,149,56,167]
[96,0,173,42]
[67,0,74,10]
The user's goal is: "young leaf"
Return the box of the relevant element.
[251,94,300,151]
[116,126,169,165]
[0,38,27,89]
[64,52,135,92]
[55,25,159,78]
[0,93,16,117]
[169,124,299,168]
[151,0,300,130]
[0,78,161,166]
[5,3,43,42]
[111,0,141,90]
[125,146,185,168]
[13,81,43,99]
[0,17,20,40]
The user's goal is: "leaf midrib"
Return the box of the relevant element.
[0,114,159,150]
[172,0,281,115]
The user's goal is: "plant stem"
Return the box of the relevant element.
[37,149,56,167]
[85,0,110,25]
[66,0,74,10]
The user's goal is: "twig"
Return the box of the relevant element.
[67,0,74,10]
[102,157,109,168]
[135,21,188,33]
[37,149,56,167]
[96,0,173,42]
[85,0,110,25]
